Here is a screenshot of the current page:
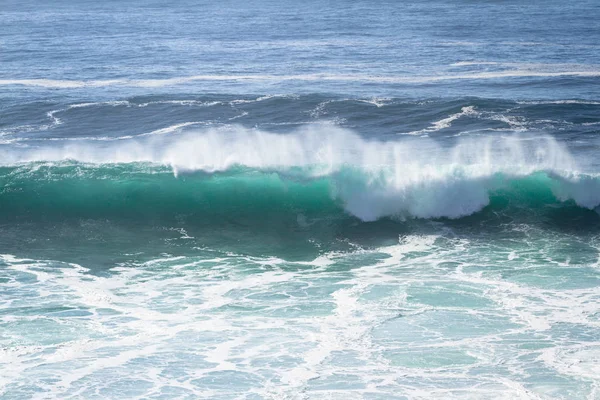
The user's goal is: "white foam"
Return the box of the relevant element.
[138,100,222,107]
[2,231,599,399]
[0,78,124,88]
[540,344,600,381]
[517,100,600,105]
[45,110,63,126]
[451,61,502,66]
[404,107,533,136]
[432,106,478,130]
[229,94,297,105]
[484,113,528,130]
[68,100,131,109]
[351,97,393,108]
[143,121,207,136]
[2,66,600,89]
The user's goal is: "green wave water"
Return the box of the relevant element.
[1,163,598,226]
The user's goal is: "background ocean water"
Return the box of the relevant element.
[2,0,600,399]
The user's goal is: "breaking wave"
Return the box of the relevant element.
[1,126,599,222]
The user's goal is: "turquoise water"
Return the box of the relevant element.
[2,0,600,398]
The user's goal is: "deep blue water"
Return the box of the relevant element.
[1,1,600,399]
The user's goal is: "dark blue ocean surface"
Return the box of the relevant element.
[1,1,600,398]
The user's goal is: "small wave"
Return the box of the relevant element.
[483,113,528,130]
[142,122,208,136]
[425,105,478,130]
[403,106,478,135]
[39,102,130,132]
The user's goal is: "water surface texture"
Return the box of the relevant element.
[2,0,600,399]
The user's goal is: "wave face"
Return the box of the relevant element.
[1,127,599,223]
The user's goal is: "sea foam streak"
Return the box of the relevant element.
[1,126,598,221]
[2,65,600,89]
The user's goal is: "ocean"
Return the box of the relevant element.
[1,0,600,398]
